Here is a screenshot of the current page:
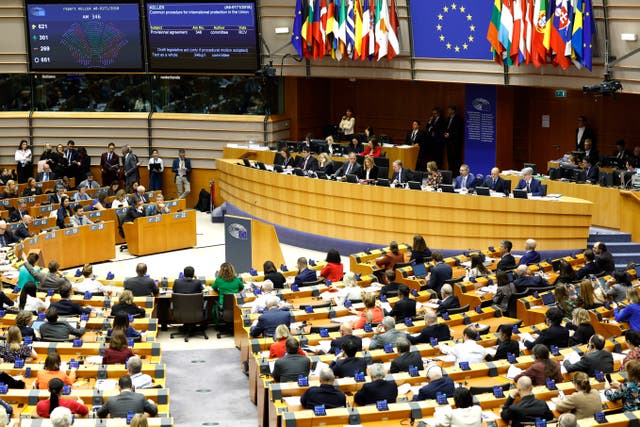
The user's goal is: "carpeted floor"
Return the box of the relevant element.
[165,348,258,427]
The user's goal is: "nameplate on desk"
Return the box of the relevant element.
[174,212,187,219]
[167,201,178,207]
[90,223,105,231]
[147,216,161,223]
[87,211,102,218]
[31,235,43,243]
[23,196,35,203]
[40,205,53,212]
[116,208,128,215]
[64,228,79,236]
[34,219,47,226]
[0,200,9,207]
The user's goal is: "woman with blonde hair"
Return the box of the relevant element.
[555,371,602,419]
[109,290,145,318]
[269,325,306,358]
[0,326,36,363]
[130,414,149,427]
[338,272,363,302]
[351,292,383,330]
[554,283,575,318]
[566,307,595,345]
[576,279,602,310]
[360,155,378,182]
[317,152,335,175]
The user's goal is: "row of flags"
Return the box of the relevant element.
[487,0,594,70]
[292,0,400,61]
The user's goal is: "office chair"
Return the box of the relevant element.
[445,304,470,315]
[116,211,128,252]
[216,293,235,339]
[301,278,324,287]
[170,293,208,342]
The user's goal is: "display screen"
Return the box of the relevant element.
[145,1,259,72]
[26,1,144,71]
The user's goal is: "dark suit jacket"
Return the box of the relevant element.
[100,152,120,184]
[446,115,464,144]
[301,384,346,409]
[13,223,31,240]
[110,302,145,318]
[576,261,601,279]
[436,296,460,315]
[567,323,595,346]
[515,178,543,196]
[265,271,286,289]
[123,152,140,182]
[172,157,192,181]
[428,262,452,295]
[518,251,541,266]
[354,379,398,405]
[9,209,28,223]
[334,161,362,178]
[318,161,335,175]
[96,390,158,418]
[391,168,413,184]
[513,275,549,293]
[329,334,362,354]
[331,357,368,378]
[576,126,596,151]
[487,339,520,361]
[564,349,614,376]
[250,308,291,337]
[454,173,476,190]
[297,155,318,172]
[596,252,615,273]
[294,268,317,286]
[51,299,90,316]
[524,324,569,349]
[271,354,310,382]
[496,254,516,271]
[501,394,554,427]
[123,206,145,223]
[585,165,600,184]
[361,165,379,181]
[406,129,427,145]
[407,323,451,345]
[413,376,455,401]
[124,276,159,297]
[49,193,64,205]
[387,298,416,321]
[389,351,424,373]
[36,172,56,182]
[172,278,204,294]
[380,282,400,297]
[485,176,508,194]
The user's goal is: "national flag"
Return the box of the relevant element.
[498,0,514,66]
[367,0,376,58]
[387,0,400,60]
[320,0,328,53]
[354,0,363,58]
[360,0,371,60]
[511,0,524,64]
[326,0,335,55]
[487,0,504,64]
[549,0,572,69]
[312,0,324,59]
[582,0,594,70]
[523,0,534,64]
[292,0,305,58]
[531,0,550,67]
[571,0,584,67]
[300,0,313,58]
[375,0,390,60]
[346,0,355,58]
[335,0,347,60]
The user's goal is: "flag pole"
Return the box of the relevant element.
[405,0,416,80]
[503,58,510,86]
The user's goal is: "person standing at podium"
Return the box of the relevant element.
[172,149,191,200]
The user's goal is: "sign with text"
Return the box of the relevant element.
[464,84,496,175]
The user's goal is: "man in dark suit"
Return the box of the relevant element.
[329,323,363,354]
[407,120,428,169]
[575,116,596,152]
[583,138,599,164]
[300,367,346,409]
[576,249,601,279]
[293,257,317,287]
[123,199,146,223]
[408,311,452,345]
[563,334,613,376]
[413,365,455,401]
[518,239,541,266]
[330,335,368,378]
[501,376,554,427]
[387,285,416,321]
[13,215,33,240]
[333,152,362,179]
[172,149,192,200]
[250,297,291,337]
[444,105,463,173]
[582,156,599,184]
[513,265,549,293]
[0,220,18,247]
[593,241,615,273]
[379,270,402,297]
[100,143,120,186]
[37,163,55,182]
[426,108,446,167]
[426,251,451,296]
[515,167,544,196]
[122,145,140,193]
[485,167,508,194]
[391,160,412,185]
[454,164,476,190]
[614,139,629,161]
[524,307,569,349]
[436,284,460,315]
[172,266,204,294]
[63,140,79,180]
[271,337,311,382]
[496,240,516,271]
[96,375,158,418]
[124,263,159,297]
[354,363,398,405]
[486,325,520,361]
[297,146,318,172]
[389,338,423,374]
[48,186,66,205]
[9,201,29,223]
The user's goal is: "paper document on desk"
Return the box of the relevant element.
[613,352,627,362]
[282,396,301,407]
[425,302,440,309]
[380,302,392,312]
[482,411,499,421]
[330,315,360,324]
[317,340,332,354]
[547,401,556,411]
[479,285,498,294]
[269,361,276,373]
[518,332,535,343]
[564,351,581,365]
[290,321,304,333]
[85,356,103,365]
[362,337,372,349]
[398,383,413,395]
[486,346,498,357]
[506,365,523,379]
[95,379,118,391]
[435,354,456,363]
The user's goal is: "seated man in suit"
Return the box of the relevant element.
[300,367,346,409]
[436,284,460,315]
[485,167,508,194]
[524,307,569,349]
[518,239,541,265]
[408,311,452,345]
[37,163,55,182]
[501,376,553,427]
[563,334,614,376]
[51,283,91,315]
[96,375,158,418]
[69,206,93,227]
[250,296,291,338]
[391,160,412,186]
[329,323,362,355]
[78,172,100,189]
[576,249,601,279]
[354,363,398,405]
[582,156,599,184]
[386,285,416,321]
[593,241,615,274]
[297,146,318,172]
[331,334,368,378]
[173,266,205,294]
[13,214,32,240]
[48,186,66,205]
[146,193,171,216]
[24,259,71,291]
[512,265,549,293]
[496,240,516,271]
[0,221,18,247]
[439,326,487,364]
[515,167,544,196]
[368,316,405,351]
[39,306,86,342]
[454,164,476,191]
[9,201,29,223]
[133,185,149,204]
[413,364,455,401]
[390,337,424,373]
[271,337,310,383]
[583,138,599,164]
[379,270,402,297]
[123,198,146,223]
[124,263,159,297]
[425,251,452,296]
[333,152,362,179]
[293,257,317,287]
[486,324,520,361]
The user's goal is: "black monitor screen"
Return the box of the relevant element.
[26,1,144,71]
[145,1,259,72]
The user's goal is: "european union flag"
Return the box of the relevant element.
[410,0,493,60]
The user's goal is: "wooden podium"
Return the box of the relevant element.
[224,215,285,272]
[123,210,197,256]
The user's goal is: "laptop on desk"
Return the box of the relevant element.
[540,292,556,306]
[407,181,422,190]
[412,263,428,279]
[316,172,328,180]
[476,186,490,196]
[441,184,455,193]
[513,189,528,199]
[376,179,390,187]
[346,174,359,183]
[256,162,267,170]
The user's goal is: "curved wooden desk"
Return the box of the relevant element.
[217,159,593,250]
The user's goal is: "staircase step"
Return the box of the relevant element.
[588,233,632,243]
[593,242,640,253]
[611,253,640,264]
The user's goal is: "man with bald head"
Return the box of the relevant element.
[484,167,508,194]
[329,322,362,354]
[413,364,455,401]
[501,376,554,427]
[300,367,346,409]
[14,215,33,240]
[518,239,541,265]
[407,311,451,345]
[0,220,18,247]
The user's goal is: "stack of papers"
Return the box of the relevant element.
[506,365,523,379]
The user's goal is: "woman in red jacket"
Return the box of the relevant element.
[361,138,382,157]
[320,249,344,283]
[102,330,135,364]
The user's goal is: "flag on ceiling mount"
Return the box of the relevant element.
[292,0,305,58]
[387,0,400,60]
[582,0,594,70]
[487,0,504,64]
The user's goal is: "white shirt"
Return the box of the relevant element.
[24,294,48,313]
[74,277,107,294]
[15,149,32,165]
[439,340,487,364]
[577,127,585,146]
[339,117,355,135]
[433,405,482,427]
[148,158,164,172]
